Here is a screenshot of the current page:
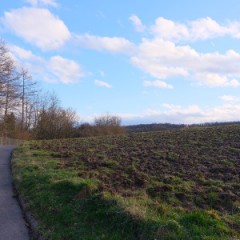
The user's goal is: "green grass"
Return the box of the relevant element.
[12,125,240,239]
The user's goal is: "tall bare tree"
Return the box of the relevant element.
[19,68,37,131]
[0,39,80,140]
[2,66,20,117]
[0,40,18,115]
[0,40,13,86]
[0,40,40,138]
[0,40,21,137]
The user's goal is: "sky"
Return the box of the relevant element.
[0,0,240,125]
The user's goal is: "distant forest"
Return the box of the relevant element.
[126,121,240,133]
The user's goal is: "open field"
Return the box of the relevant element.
[12,125,240,239]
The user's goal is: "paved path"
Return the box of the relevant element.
[0,145,29,240]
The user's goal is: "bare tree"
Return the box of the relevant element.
[19,68,38,130]
[2,71,19,117]
[0,39,45,139]
[0,40,19,116]
[0,40,14,86]
[0,40,21,137]
[93,114,125,136]
[34,93,78,139]
[94,114,122,126]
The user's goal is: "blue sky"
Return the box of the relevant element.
[1,0,240,125]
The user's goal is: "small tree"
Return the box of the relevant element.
[77,123,95,137]
[95,114,121,127]
[94,114,125,136]
[34,94,78,139]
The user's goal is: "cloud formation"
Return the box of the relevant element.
[144,80,173,89]
[58,15,240,89]
[10,45,84,84]
[10,45,42,61]
[220,95,239,102]
[119,103,240,124]
[10,44,46,75]
[77,34,136,54]
[151,17,240,42]
[3,7,70,50]
[49,56,84,84]
[6,11,240,90]
[129,15,146,32]
[95,80,112,88]
[131,38,240,87]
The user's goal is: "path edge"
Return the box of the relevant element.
[10,150,46,240]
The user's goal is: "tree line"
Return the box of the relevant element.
[0,39,37,139]
[0,39,125,140]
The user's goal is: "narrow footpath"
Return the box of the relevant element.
[0,145,29,240]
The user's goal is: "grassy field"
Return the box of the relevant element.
[12,125,240,239]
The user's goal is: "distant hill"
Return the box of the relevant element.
[126,123,185,132]
[126,121,240,133]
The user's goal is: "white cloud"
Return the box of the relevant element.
[195,73,240,87]
[26,0,58,7]
[151,17,240,42]
[77,34,136,54]
[228,21,240,38]
[131,38,194,79]
[72,17,240,89]
[3,7,70,50]
[151,17,189,42]
[10,45,46,75]
[131,38,240,87]
[49,56,84,84]
[159,103,240,123]
[190,17,226,41]
[119,103,240,124]
[10,45,84,84]
[10,45,41,61]
[144,80,173,89]
[162,104,203,115]
[129,15,146,32]
[95,80,112,88]
[73,17,240,88]
[220,95,239,102]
